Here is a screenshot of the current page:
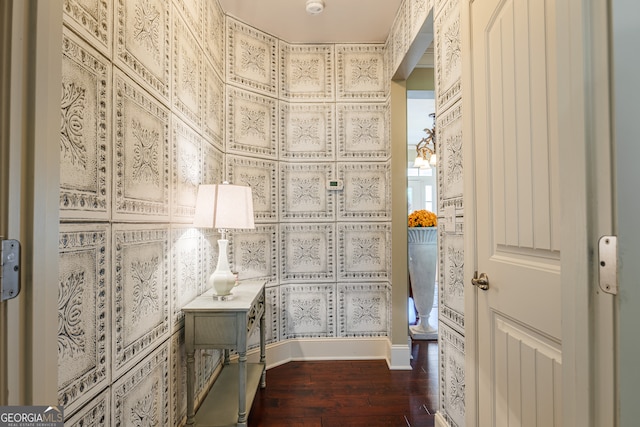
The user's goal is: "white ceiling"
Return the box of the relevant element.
[217,0,404,43]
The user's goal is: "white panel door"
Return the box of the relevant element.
[469,0,563,425]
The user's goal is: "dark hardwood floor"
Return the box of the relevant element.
[248,340,438,427]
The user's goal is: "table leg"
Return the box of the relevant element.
[237,350,247,426]
[260,309,266,388]
[186,351,196,425]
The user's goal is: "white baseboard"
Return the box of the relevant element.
[244,337,411,370]
[435,411,449,427]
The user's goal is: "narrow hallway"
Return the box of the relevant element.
[248,340,438,426]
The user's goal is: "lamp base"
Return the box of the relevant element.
[210,239,236,299]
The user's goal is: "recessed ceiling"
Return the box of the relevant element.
[217,0,404,43]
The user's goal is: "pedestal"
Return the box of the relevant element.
[408,227,438,340]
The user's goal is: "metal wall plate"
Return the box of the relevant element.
[1,239,20,301]
[598,235,618,295]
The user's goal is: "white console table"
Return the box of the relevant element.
[183,280,266,426]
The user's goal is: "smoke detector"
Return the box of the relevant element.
[306,0,325,15]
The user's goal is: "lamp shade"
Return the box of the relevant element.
[193,183,255,230]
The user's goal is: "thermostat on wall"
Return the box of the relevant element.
[326,179,343,190]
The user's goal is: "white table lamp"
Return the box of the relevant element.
[194,182,255,299]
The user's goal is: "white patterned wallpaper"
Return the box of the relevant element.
[60,0,394,423]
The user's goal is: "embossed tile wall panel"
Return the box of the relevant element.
[173,9,203,128]
[226,17,278,97]
[389,1,409,74]
[202,140,225,186]
[226,86,278,159]
[173,0,203,42]
[227,155,278,222]
[65,388,109,427]
[438,101,463,201]
[63,0,112,58]
[280,163,335,221]
[113,71,170,221]
[111,342,170,427]
[409,0,433,42]
[435,0,462,114]
[115,0,170,101]
[281,284,336,339]
[440,230,465,333]
[170,330,188,427]
[279,43,334,101]
[229,224,278,284]
[338,223,390,281]
[112,224,170,378]
[203,60,225,150]
[336,44,386,101]
[171,226,201,331]
[204,0,225,77]
[196,348,222,403]
[279,102,335,161]
[60,28,111,220]
[338,282,390,337]
[337,102,390,160]
[439,322,466,427]
[338,162,391,220]
[171,116,202,221]
[280,224,335,282]
[58,224,110,414]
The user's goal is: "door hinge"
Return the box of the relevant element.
[1,239,21,302]
[598,235,618,296]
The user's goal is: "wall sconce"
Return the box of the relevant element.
[194,182,255,300]
[413,113,437,169]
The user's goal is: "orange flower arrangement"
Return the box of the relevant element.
[408,209,437,227]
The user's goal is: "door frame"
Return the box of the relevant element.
[461,0,615,426]
[0,0,62,405]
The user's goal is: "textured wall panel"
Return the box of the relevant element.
[115,0,170,101]
[202,140,225,186]
[113,71,170,221]
[171,226,202,331]
[337,102,390,160]
[111,343,170,427]
[338,282,390,337]
[438,101,463,202]
[63,0,112,58]
[226,17,277,96]
[281,284,336,339]
[279,102,335,161]
[280,163,335,221]
[439,321,466,427]
[60,28,111,220]
[435,0,462,114]
[204,0,225,77]
[440,229,465,333]
[58,224,110,413]
[338,162,391,220]
[64,389,109,427]
[112,225,170,378]
[280,224,335,283]
[227,155,278,222]
[229,224,279,284]
[171,117,202,221]
[203,60,225,150]
[172,9,203,128]
[226,86,278,159]
[279,43,334,101]
[337,44,386,101]
[338,223,390,281]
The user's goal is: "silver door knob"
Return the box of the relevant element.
[471,272,489,290]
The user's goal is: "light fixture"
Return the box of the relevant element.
[414,113,437,168]
[194,182,255,300]
[306,0,325,15]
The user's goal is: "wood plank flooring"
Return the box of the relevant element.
[248,340,438,427]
